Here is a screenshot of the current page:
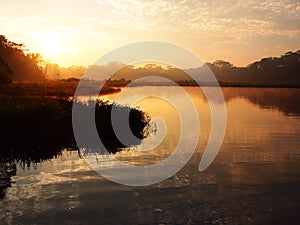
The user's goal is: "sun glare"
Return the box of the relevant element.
[41,35,62,56]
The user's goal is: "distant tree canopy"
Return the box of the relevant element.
[0,35,44,82]
[44,63,86,79]
[83,50,300,86]
[85,62,190,82]
[1,34,299,86]
[207,50,300,85]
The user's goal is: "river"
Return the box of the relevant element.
[1,87,300,225]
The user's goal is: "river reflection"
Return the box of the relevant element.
[1,87,300,225]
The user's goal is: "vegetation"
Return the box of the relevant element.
[0,57,12,84]
[207,50,300,86]
[0,79,120,99]
[0,35,44,82]
[73,99,151,154]
[0,95,151,199]
[0,97,150,164]
[0,35,298,167]
[80,50,300,87]
[1,35,300,87]
[0,35,151,199]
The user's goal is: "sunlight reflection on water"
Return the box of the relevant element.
[1,87,300,224]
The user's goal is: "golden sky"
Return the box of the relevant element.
[1,0,300,67]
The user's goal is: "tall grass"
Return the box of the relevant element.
[0,97,150,165]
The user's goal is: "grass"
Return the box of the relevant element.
[0,80,120,98]
[0,81,150,166]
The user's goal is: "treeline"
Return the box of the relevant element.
[85,52,300,87]
[44,63,86,79]
[207,51,300,86]
[1,34,300,86]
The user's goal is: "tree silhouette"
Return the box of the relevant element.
[206,50,300,86]
[0,56,12,84]
[0,35,44,81]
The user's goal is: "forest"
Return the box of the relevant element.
[1,35,300,87]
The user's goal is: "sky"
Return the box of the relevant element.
[1,0,300,67]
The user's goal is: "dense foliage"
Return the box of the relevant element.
[0,97,150,165]
[0,35,44,82]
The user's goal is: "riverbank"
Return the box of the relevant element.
[0,79,150,166]
[0,79,120,98]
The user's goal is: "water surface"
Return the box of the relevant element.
[1,87,300,225]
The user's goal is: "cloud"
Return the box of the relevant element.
[3,0,299,41]
[1,0,299,66]
[92,0,300,41]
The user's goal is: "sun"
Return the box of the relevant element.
[43,37,61,55]
[42,35,62,56]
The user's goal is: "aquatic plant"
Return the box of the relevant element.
[0,97,150,165]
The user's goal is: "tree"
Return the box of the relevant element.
[0,35,44,81]
[0,35,24,52]
[212,60,233,68]
[0,57,12,84]
[26,53,45,68]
